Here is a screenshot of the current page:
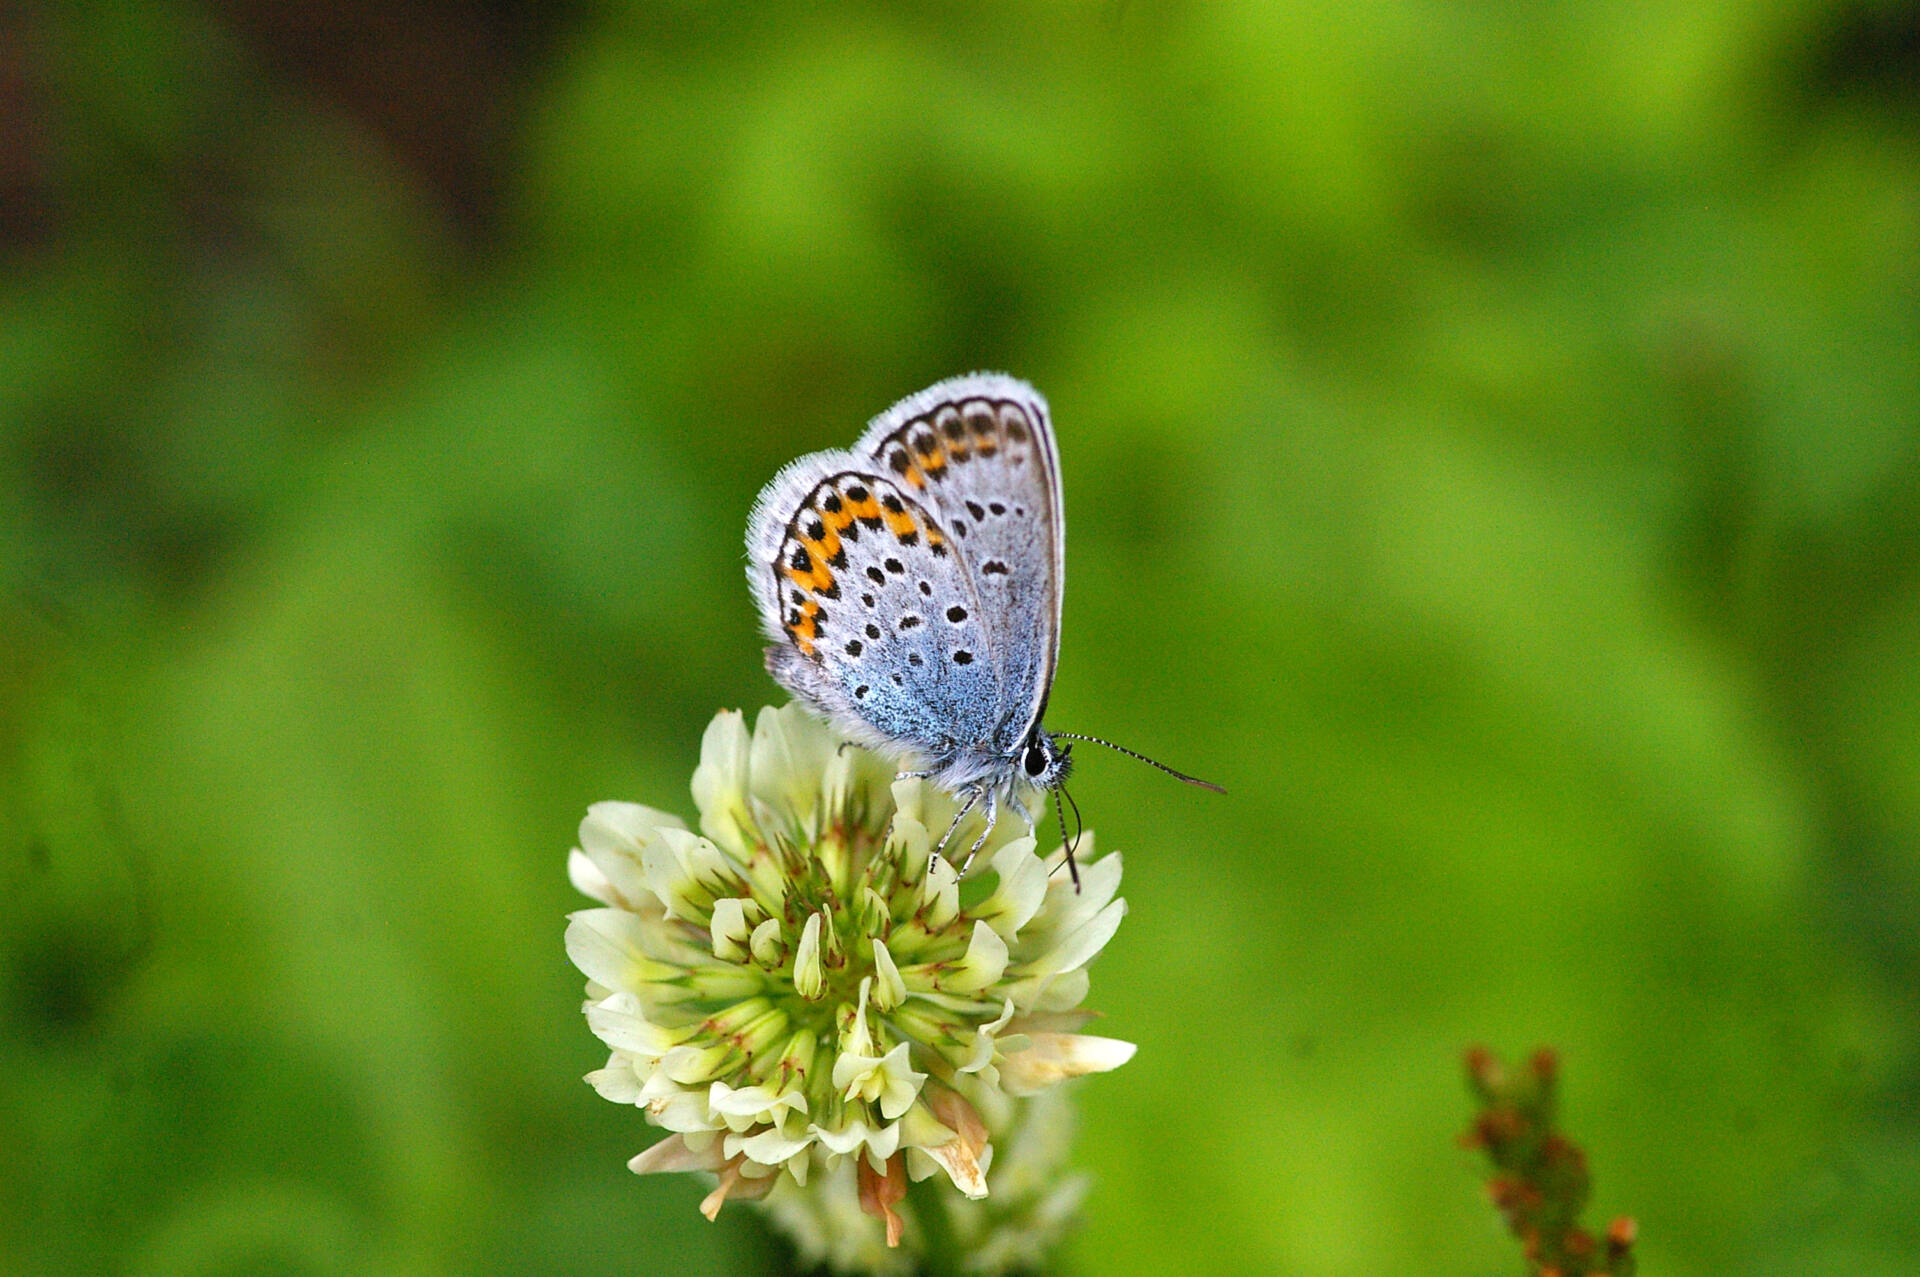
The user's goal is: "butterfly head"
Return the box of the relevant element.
[1020,730,1073,791]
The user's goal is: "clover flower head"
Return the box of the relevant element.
[565,704,1133,1266]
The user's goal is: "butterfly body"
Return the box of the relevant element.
[747,374,1071,841]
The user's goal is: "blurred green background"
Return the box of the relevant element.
[4,2,1918,1273]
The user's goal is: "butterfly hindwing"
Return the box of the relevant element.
[749,459,1000,763]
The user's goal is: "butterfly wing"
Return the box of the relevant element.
[747,454,1002,767]
[851,373,1063,756]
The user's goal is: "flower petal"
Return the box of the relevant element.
[1044,896,1126,979]
[735,1126,816,1168]
[749,916,785,967]
[942,920,1009,994]
[998,1032,1138,1095]
[749,703,838,841]
[856,1153,909,1248]
[793,912,825,1001]
[640,827,739,923]
[832,1041,928,1121]
[957,1000,1017,1076]
[584,1055,644,1104]
[583,991,689,1058]
[870,938,906,1011]
[710,896,751,962]
[578,801,686,909]
[817,1115,902,1160]
[919,851,960,930]
[710,1080,808,1125]
[977,836,1049,938]
[629,1133,728,1175]
[691,710,756,853]
[565,909,679,995]
[916,1087,990,1199]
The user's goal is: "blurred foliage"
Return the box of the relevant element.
[3,1,1919,1273]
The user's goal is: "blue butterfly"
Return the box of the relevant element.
[748,373,1217,879]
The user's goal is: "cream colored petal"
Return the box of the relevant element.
[565,909,678,995]
[870,938,906,1011]
[736,1126,815,1168]
[832,1041,927,1121]
[815,1116,900,1160]
[659,1042,732,1086]
[957,1000,1017,1075]
[709,1080,808,1124]
[749,703,838,838]
[583,1056,643,1104]
[582,992,686,1057]
[641,827,738,922]
[577,802,685,909]
[691,710,756,853]
[919,852,960,930]
[628,1133,727,1175]
[941,920,1009,994]
[976,836,1048,938]
[1041,839,1120,925]
[567,848,616,906]
[749,916,785,968]
[644,1085,719,1134]
[998,1032,1137,1096]
[1035,897,1126,981]
[709,896,751,962]
[793,912,825,1001]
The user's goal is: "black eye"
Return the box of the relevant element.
[1023,744,1048,777]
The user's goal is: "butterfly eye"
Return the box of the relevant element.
[1023,742,1050,777]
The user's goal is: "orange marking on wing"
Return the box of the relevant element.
[784,561,834,594]
[846,493,882,523]
[822,503,857,534]
[804,524,842,566]
[902,465,926,489]
[883,506,917,539]
[786,598,822,656]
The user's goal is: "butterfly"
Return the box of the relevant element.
[746,373,1218,882]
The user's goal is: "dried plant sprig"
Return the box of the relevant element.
[1461,1047,1637,1277]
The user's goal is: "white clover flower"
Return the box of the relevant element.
[566,704,1134,1264]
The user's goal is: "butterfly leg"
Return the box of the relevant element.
[934,785,983,859]
[958,788,998,873]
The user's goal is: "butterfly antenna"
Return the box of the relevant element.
[1053,782,1083,892]
[1051,734,1226,793]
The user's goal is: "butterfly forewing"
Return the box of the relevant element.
[853,378,1062,755]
